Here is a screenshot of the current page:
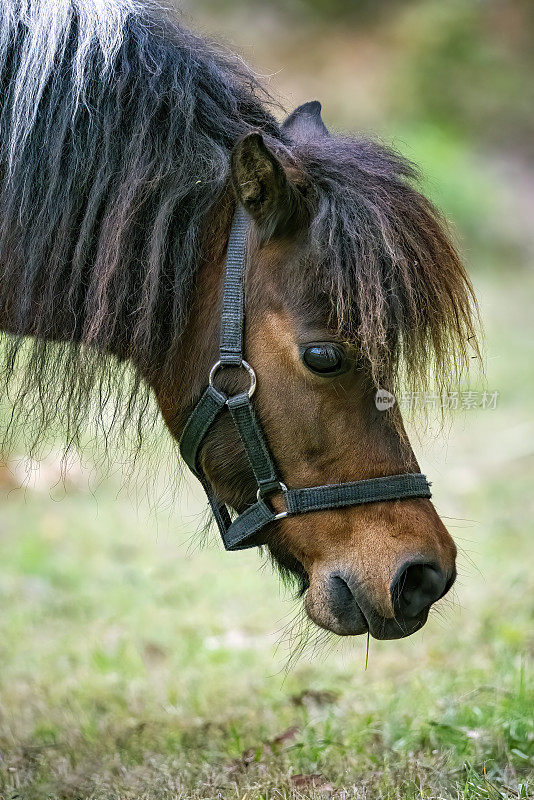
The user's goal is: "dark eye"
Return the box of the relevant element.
[300,343,348,376]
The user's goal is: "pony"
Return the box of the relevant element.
[0,0,479,639]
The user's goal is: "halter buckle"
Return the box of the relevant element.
[257,482,288,520]
[209,359,257,399]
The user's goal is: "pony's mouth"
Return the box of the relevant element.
[305,583,429,639]
[303,569,445,640]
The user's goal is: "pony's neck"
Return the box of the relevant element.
[139,192,237,439]
[0,185,236,410]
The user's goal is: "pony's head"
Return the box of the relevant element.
[0,0,478,640]
[167,102,478,640]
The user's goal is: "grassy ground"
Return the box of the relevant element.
[0,262,532,799]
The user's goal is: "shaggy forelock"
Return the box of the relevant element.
[294,136,480,397]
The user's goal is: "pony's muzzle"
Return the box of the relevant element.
[318,561,455,640]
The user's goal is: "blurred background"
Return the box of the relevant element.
[0,1,532,797]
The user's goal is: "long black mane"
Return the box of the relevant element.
[0,0,280,449]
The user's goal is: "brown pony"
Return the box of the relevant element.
[0,0,479,640]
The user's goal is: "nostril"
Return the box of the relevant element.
[329,574,355,617]
[391,562,448,619]
[326,573,369,635]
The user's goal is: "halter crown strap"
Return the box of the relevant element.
[219,207,249,365]
[180,205,431,551]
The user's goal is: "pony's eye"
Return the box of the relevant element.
[300,343,348,376]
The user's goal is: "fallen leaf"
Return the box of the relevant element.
[290,773,334,791]
[269,726,299,746]
[291,689,339,707]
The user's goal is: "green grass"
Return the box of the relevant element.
[0,266,532,799]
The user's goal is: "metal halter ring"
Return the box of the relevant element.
[257,482,288,521]
[208,359,257,399]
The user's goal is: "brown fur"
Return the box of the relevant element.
[153,188,460,637]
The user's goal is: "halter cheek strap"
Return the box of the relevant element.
[179,205,431,551]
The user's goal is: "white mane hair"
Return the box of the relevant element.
[0,0,148,172]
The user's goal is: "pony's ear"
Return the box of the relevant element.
[230,132,309,239]
[282,100,329,141]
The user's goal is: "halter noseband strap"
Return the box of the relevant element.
[180,206,431,551]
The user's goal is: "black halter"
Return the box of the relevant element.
[180,206,431,551]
